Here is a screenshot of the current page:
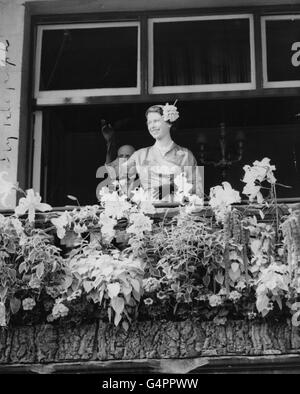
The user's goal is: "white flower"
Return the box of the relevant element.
[10,217,24,235]
[131,187,152,205]
[131,187,156,214]
[144,298,154,306]
[51,211,72,239]
[218,288,227,296]
[72,205,99,221]
[242,158,277,203]
[253,158,276,184]
[127,212,153,238]
[73,223,88,235]
[22,297,36,311]
[242,158,276,187]
[142,277,160,292]
[15,189,52,222]
[174,173,193,196]
[208,294,223,307]
[98,186,110,199]
[188,194,203,206]
[185,194,204,213]
[236,280,246,291]
[228,291,242,302]
[162,103,179,123]
[99,212,117,242]
[209,182,240,222]
[100,190,131,219]
[51,300,69,319]
[0,171,15,207]
[242,182,264,204]
[210,182,241,208]
[140,201,156,214]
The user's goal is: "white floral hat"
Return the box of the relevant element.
[157,100,179,123]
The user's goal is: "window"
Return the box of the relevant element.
[262,15,300,88]
[148,15,256,93]
[34,22,141,105]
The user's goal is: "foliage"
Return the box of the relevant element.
[52,244,144,329]
[0,213,68,326]
[0,158,300,328]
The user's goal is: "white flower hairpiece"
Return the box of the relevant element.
[162,100,179,123]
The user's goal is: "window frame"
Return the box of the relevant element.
[261,14,300,89]
[148,14,256,94]
[34,21,141,105]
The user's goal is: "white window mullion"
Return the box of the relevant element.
[32,111,43,194]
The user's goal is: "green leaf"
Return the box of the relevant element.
[19,262,27,274]
[62,275,73,290]
[292,311,300,327]
[114,311,122,327]
[83,280,94,294]
[0,287,8,300]
[274,296,282,310]
[130,278,140,293]
[203,274,210,287]
[291,302,300,311]
[107,306,112,323]
[67,195,78,201]
[107,283,120,299]
[229,267,240,282]
[256,294,269,313]
[99,288,104,304]
[121,283,132,297]
[231,262,240,273]
[122,320,129,332]
[36,263,45,279]
[10,297,21,315]
[0,303,6,326]
[132,289,141,302]
[215,272,224,285]
[111,296,125,316]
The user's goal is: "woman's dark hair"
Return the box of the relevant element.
[145,105,164,119]
[145,104,178,128]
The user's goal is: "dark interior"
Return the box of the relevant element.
[41,96,300,206]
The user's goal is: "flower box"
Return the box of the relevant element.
[0,318,300,373]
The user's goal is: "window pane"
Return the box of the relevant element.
[153,18,251,86]
[266,19,300,82]
[39,25,138,90]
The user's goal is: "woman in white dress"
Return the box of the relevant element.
[121,103,203,201]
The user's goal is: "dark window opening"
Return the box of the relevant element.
[41,97,300,207]
[153,18,251,87]
[39,25,138,91]
[266,19,300,82]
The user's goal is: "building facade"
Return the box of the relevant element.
[1,0,300,208]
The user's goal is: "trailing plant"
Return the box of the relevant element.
[50,243,145,330]
[0,157,300,328]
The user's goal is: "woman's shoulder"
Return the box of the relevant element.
[131,146,151,160]
[135,147,150,154]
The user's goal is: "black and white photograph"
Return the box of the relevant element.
[1,0,300,379]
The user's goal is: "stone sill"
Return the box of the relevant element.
[1,354,300,374]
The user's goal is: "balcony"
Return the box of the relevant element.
[1,162,300,373]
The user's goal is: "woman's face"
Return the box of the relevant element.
[146,111,170,140]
